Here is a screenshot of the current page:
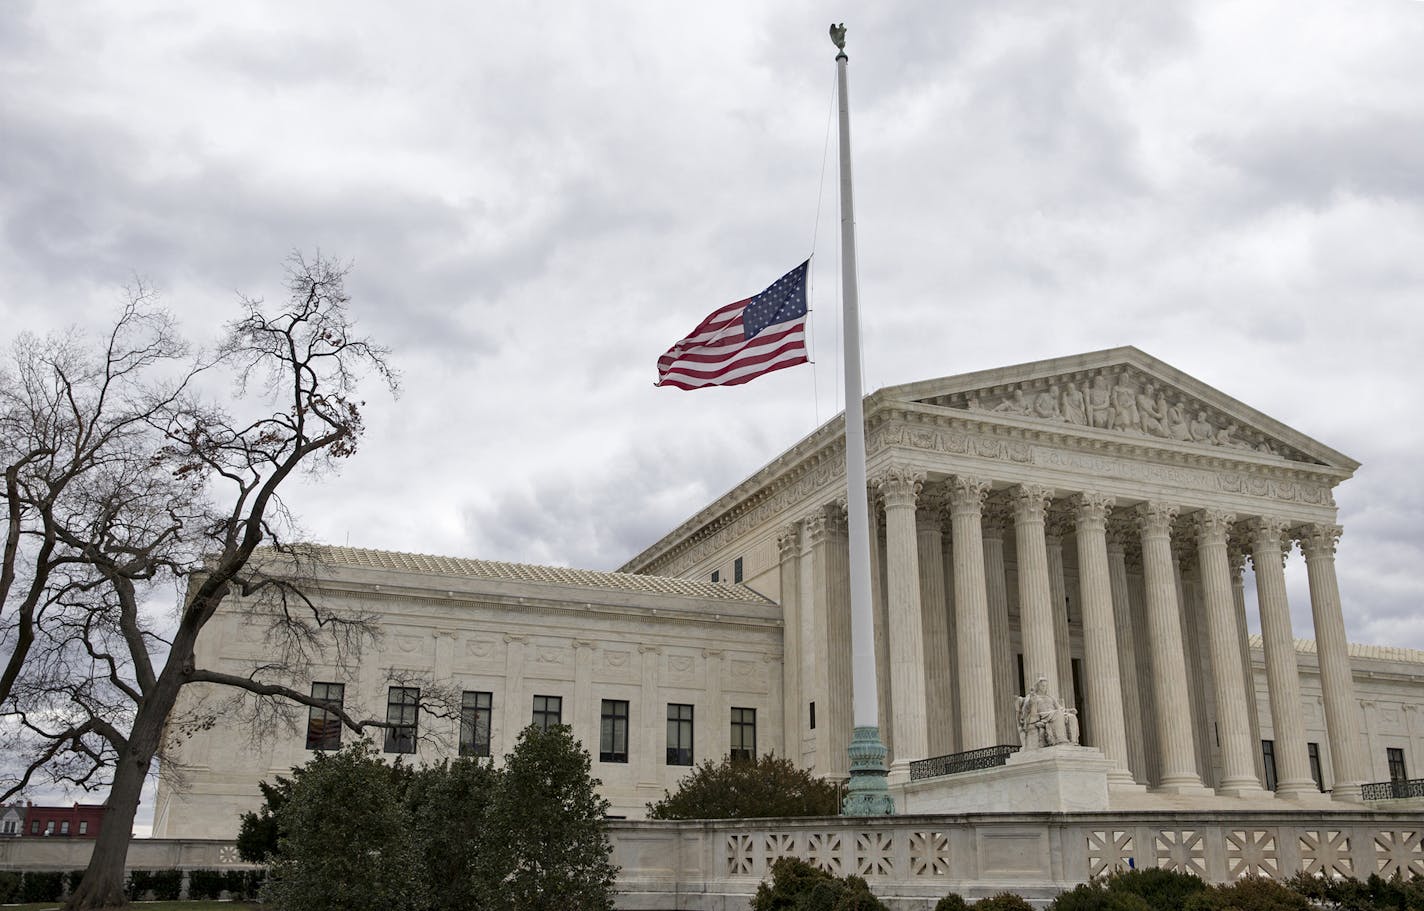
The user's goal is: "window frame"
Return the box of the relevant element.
[532,694,563,731]
[1387,746,1408,782]
[1261,739,1278,791]
[667,703,694,766]
[600,699,630,763]
[733,557,743,583]
[78,820,88,835]
[459,690,493,758]
[384,686,420,754]
[305,681,345,751]
[1307,741,1325,792]
[730,706,757,761]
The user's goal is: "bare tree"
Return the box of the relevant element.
[0,254,439,910]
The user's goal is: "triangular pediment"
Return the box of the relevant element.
[881,347,1357,470]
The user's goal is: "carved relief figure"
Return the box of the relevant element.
[1033,385,1063,421]
[1166,400,1191,441]
[1087,374,1113,428]
[1062,380,1087,425]
[1016,676,1080,749]
[993,386,1030,416]
[1189,410,1214,443]
[1137,382,1167,437]
[1111,376,1140,431]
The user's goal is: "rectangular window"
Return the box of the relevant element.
[1307,742,1325,792]
[730,707,757,761]
[460,691,493,757]
[60,820,70,835]
[30,820,39,835]
[600,699,630,763]
[1262,739,1278,791]
[711,570,720,583]
[532,694,563,731]
[667,703,694,765]
[305,682,345,750]
[1016,654,1026,696]
[1071,658,1086,744]
[1387,747,1408,782]
[809,701,816,730]
[384,686,419,754]
[733,557,744,583]
[79,820,88,835]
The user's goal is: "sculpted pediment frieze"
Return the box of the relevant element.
[913,365,1321,465]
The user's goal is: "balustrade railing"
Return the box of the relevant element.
[909,744,1020,781]
[1361,777,1424,801]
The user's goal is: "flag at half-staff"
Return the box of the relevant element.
[655,260,810,390]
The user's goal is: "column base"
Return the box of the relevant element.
[1107,771,1148,794]
[1330,782,1364,803]
[1214,781,1271,799]
[842,725,896,816]
[1274,782,1334,806]
[1151,777,1215,798]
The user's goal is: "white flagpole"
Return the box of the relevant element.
[831,23,893,816]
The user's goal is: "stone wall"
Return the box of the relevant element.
[6,812,1422,910]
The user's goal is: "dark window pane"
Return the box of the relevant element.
[730,707,756,761]
[1308,742,1324,792]
[600,699,629,762]
[306,682,345,751]
[666,703,694,765]
[733,557,743,583]
[1387,747,1407,782]
[533,694,563,731]
[384,686,419,754]
[460,691,493,757]
[1261,740,1278,791]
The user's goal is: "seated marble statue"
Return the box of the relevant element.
[1016,676,1080,749]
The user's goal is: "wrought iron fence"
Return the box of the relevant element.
[1361,777,1424,801]
[909,744,1020,781]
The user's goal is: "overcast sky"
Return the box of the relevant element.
[4,1,1423,820]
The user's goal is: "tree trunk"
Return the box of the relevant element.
[66,695,174,910]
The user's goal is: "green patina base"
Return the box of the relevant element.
[841,725,895,816]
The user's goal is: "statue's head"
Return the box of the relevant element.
[1033,675,1049,694]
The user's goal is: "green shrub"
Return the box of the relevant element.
[751,857,889,911]
[972,893,1034,911]
[0,870,20,903]
[1285,871,1424,910]
[126,867,183,901]
[1104,868,1207,911]
[188,868,223,900]
[1185,876,1312,911]
[19,869,65,903]
[1051,880,1152,911]
[646,753,840,819]
[935,894,971,911]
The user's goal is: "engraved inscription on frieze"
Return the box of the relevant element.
[924,366,1318,464]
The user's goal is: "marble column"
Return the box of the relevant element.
[878,468,929,777]
[1012,484,1059,697]
[823,505,852,778]
[1046,519,1076,709]
[1174,545,1213,785]
[940,527,960,755]
[1073,492,1134,786]
[1297,523,1368,801]
[1229,543,1267,784]
[1194,509,1264,796]
[917,494,955,757]
[1126,562,1161,786]
[1106,526,1147,784]
[777,523,803,758]
[869,503,893,759]
[1137,501,1207,793]
[704,648,726,761]
[949,475,997,751]
[637,644,661,786]
[1249,516,1316,798]
[983,506,1017,745]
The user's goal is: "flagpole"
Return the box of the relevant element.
[831,23,894,816]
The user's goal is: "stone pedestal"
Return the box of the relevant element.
[899,745,1113,814]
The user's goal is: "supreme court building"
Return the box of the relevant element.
[153,347,1424,837]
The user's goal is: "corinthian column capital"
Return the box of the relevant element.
[1135,500,1179,537]
[874,466,925,509]
[1192,508,1237,545]
[1010,483,1054,522]
[777,522,802,561]
[1072,491,1115,529]
[1296,523,1343,559]
[947,475,991,514]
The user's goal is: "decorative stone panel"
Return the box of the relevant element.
[764,832,797,868]
[1155,830,1206,877]
[1086,830,1135,878]
[1226,829,1278,879]
[725,834,756,875]
[908,831,951,877]
[1298,830,1352,878]
[806,832,843,875]
[1374,830,1424,878]
[854,831,894,878]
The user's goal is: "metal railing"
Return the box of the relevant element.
[909,744,1020,781]
[1361,777,1424,801]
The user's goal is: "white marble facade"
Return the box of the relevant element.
[155,348,1424,838]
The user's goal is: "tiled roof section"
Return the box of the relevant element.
[1248,635,1424,665]
[304,546,772,604]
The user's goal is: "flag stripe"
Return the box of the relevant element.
[656,261,810,390]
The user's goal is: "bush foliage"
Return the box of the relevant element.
[646,753,840,819]
[751,857,890,910]
[257,724,616,911]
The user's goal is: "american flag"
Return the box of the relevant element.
[655,260,810,390]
